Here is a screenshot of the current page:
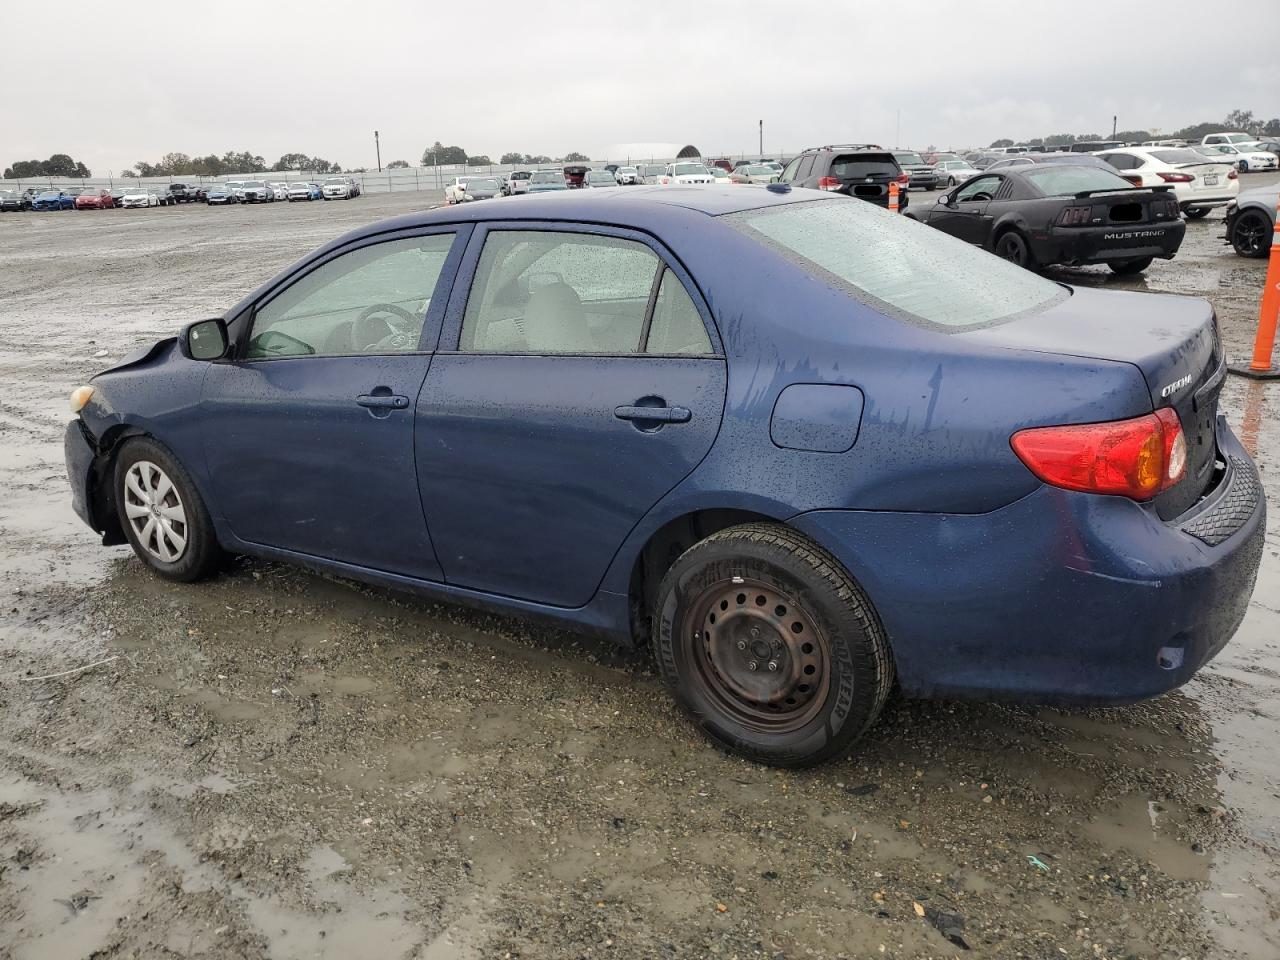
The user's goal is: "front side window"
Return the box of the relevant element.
[460,231,664,354]
[246,234,455,359]
[779,156,802,182]
[955,175,1000,201]
[729,198,1063,329]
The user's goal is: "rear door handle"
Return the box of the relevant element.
[614,405,691,423]
[357,393,409,409]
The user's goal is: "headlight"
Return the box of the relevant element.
[70,385,95,413]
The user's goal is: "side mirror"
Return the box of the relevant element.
[180,318,229,361]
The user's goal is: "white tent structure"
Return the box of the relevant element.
[605,143,703,163]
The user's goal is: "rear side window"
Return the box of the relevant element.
[728,199,1063,329]
[794,154,815,181]
[646,271,713,355]
[461,231,661,353]
[829,154,898,179]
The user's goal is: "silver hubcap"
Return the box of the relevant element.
[123,461,188,563]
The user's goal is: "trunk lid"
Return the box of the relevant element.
[963,286,1224,517]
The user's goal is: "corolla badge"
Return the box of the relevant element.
[1160,374,1193,397]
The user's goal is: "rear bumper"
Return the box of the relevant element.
[791,417,1264,705]
[1035,219,1185,264]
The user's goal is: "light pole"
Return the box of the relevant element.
[374,131,382,173]
[758,120,763,158]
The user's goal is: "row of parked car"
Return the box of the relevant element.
[443,159,788,203]
[0,176,364,212]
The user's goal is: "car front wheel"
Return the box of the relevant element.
[653,523,894,767]
[115,437,223,582]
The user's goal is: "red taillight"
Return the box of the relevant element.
[1122,174,1143,187]
[817,176,842,191]
[1055,206,1091,227]
[1157,171,1194,183]
[1010,409,1186,501]
[1227,168,1238,180]
[896,172,911,185]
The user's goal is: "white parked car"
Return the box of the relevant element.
[269,182,289,201]
[658,161,714,186]
[636,164,667,184]
[583,170,617,188]
[614,166,639,185]
[504,171,532,195]
[287,182,316,202]
[1094,147,1239,218]
[932,159,980,187]
[322,177,352,200]
[120,189,159,208]
[224,180,247,200]
[1197,143,1278,173]
[445,176,479,203]
[1201,132,1255,146]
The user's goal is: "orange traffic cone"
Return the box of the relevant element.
[1229,195,1280,380]
[888,181,900,214]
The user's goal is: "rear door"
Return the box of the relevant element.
[416,223,727,607]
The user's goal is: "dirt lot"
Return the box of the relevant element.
[0,184,1277,960]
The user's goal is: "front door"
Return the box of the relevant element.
[417,225,727,607]
[933,174,1001,245]
[202,228,465,579]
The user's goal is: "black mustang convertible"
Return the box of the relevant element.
[907,163,1185,275]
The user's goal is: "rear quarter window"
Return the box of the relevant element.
[727,199,1064,329]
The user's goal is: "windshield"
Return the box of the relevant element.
[325,177,347,183]
[672,163,706,176]
[471,178,500,190]
[894,153,925,165]
[729,199,1063,328]
[744,165,773,175]
[0,190,13,198]
[1023,166,1134,195]
[618,167,637,174]
[243,181,265,188]
[1151,149,1214,165]
[529,171,562,184]
[586,172,614,182]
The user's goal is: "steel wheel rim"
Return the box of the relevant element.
[683,578,831,733]
[123,460,188,563]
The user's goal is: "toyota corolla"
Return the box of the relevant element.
[63,186,1265,767]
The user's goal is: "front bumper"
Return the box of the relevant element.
[791,417,1265,704]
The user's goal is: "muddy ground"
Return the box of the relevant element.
[0,184,1277,960]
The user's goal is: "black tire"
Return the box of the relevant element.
[1183,206,1210,220]
[1230,209,1273,258]
[1107,256,1154,275]
[653,523,894,767]
[994,229,1037,270]
[114,437,223,582]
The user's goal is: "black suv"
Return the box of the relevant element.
[776,145,909,210]
[166,182,198,203]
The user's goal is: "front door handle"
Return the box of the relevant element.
[614,404,691,424]
[356,393,409,410]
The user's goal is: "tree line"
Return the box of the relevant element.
[4,154,92,179]
[129,151,346,177]
[420,141,589,166]
[988,108,1280,149]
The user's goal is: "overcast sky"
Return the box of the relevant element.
[6,0,1278,174]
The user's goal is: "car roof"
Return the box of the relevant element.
[339,186,817,240]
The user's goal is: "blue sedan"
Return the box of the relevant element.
[32,190,76,210]
[63,186,1265,766]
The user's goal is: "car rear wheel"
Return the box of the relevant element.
[1182,206,1211,219]
[1107,256,1154,275]
[995,230,1037,270]
[1230,209,1273,258]
[115,437,223,583]
[653,523,894,767]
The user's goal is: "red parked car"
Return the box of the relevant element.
[74,189,116,210]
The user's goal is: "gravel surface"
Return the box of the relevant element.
[0,184,1277,959]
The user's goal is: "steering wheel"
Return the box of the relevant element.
[352,303,420,352]
[968,192,993,202]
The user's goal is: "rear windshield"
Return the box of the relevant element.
[471,178,499,190]
[1023,166,1134,195]
[1151,149,1210,165]
[728,199,1063,328]
[511,171,531,179]
[529,171,562,183]
[894,153,925,165]
[830,154,897,179]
